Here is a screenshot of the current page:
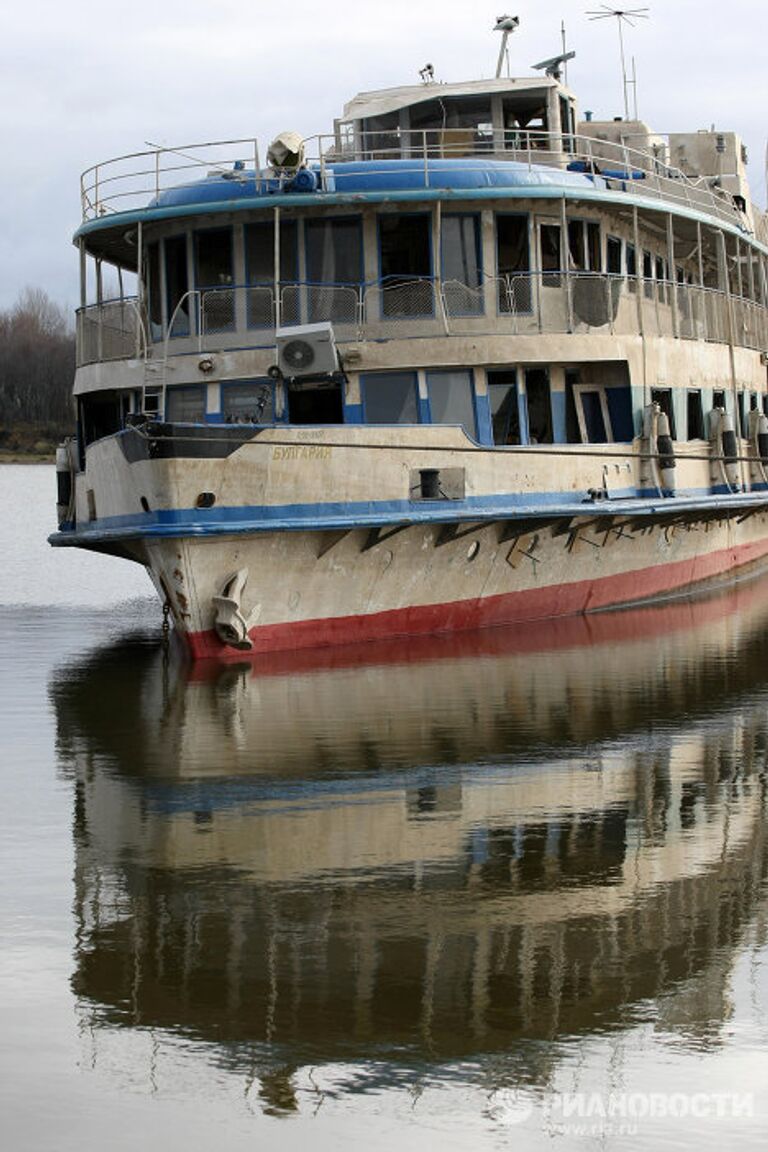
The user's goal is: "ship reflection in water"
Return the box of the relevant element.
[51,580,768,1117]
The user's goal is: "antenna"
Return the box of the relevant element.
[531,51,576,81]
[586,6,649,120]
[494,15,520,79]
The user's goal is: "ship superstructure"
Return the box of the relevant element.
[51,25,768,656]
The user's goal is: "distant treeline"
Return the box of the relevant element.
[0,288,75,449]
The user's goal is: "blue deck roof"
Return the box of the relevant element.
[151,157,607,208]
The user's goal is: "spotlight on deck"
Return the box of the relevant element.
[494,15,520,78]
[419,63,435,83]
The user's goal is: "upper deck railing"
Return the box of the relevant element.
[80,128,754,235]
[75,272,768,367]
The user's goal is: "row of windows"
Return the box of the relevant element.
[147,211,764,331]
[158,370,635,447]
[83,373,768,451]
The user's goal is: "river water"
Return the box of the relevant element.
[2,463,768,1150]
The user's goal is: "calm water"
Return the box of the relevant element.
[2,463,768,1150]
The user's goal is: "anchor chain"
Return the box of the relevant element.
[161,600,172,648]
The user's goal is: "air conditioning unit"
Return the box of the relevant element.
[276,323,339,379]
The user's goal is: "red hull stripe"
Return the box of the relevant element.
[186,536,768,660]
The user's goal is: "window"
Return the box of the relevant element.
[687,391,705,439]
[627,243,637,292]
[643,250,654,299]
[651,388,676,438]
[525,369,553,444]
[244,220,298,284]
[196,228,235,333]
[362,372,419,424]
[656,256,667,304]
[540,223,562,287]
[607,236,623,275]
[573,386,612,443]
[488,371,520,445]
[166,385,205,423]
[165,235,189,336]
[147,241,162,333]
[244,220,298,326]
[426,370,477,438]
[379,214,432,315]
[441,215,482,315]
[222,381,274,424]
[305,217,363,322]
[306,217,363,284]
[713,390,726,409]
[195,228,233,289]
[567,220,601,272]
[496,215,530,312]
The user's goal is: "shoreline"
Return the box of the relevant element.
[0,452,53,464]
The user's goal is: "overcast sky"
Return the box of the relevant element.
[0,0,765,312]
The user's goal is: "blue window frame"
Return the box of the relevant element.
[221,379,276,424]
[425,370,478,440]
[361,372,419,424]
[166,385,206,423]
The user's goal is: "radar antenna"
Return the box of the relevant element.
[531,51,576,81]
[586,6,649,120]
[494,15,520,79]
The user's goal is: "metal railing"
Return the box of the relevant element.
[75,274,768,367]
[75,298,147,364]
[80,127,756,234]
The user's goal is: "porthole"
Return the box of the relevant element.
[196,492,216,509]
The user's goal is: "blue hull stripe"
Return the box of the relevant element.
[50,486,768,548]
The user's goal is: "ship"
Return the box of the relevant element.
[49,18,768,658]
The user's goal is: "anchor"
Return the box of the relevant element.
[212,568,258,650]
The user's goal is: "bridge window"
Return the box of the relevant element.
[362,372,419,424]
[426,370,477,439]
